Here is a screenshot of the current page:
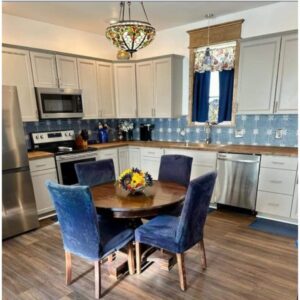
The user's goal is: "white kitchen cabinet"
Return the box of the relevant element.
[129,147,141,169]
[237,36,281,114]
[118,147,130,173]
[3,47,38,121]
[56,55,79,89]
[136,61,154,117]
[140,148,164,180]
[136,56,183,118]
[275,33,298,114]
[256,155,298,221]
[113,63,137,118]
[77,58,99,119]
[96,61,116,118]
[290,178,298,220]
[30,51,58,88]
[97,148,119,177]
[29,157,57,216]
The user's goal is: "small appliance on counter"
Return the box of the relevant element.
[140,124,154,141]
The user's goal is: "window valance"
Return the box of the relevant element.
[194,42,236,73]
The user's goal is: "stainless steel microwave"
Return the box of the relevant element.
[35,88,83,119]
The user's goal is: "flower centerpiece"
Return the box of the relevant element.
[117,168,153,195]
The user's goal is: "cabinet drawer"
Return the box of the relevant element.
[141,147,164,158]
[100,148,118,157]
[256,191,292,217]
[261,155,298,170]
[258,168,296,195]
[29,157,56,172]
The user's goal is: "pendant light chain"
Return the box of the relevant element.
[141,2,149,23]
[128,1,131,21]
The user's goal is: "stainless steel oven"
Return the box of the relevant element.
[35,88,83,119]
[56,151,98,185]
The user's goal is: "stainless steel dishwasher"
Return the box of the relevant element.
[215,153,261,210]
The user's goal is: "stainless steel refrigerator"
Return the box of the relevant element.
[2,85,39,239]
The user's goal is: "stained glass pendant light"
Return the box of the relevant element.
[105,1,156,57]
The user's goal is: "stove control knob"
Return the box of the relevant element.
[40,135,44,139]
[36,135,39,139]
[65,133,68,136]
[69,132,72,136]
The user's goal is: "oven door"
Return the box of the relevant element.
[56,152,97,185]
[36,88,83,119]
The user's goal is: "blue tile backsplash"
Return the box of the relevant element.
[23,114,298,149]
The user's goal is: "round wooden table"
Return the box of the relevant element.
[91,181,187,218]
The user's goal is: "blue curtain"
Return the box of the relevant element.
[192,71,211,122]
[218,69,234,123]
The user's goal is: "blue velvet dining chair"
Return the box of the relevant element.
[75,159,115,187]
[45,180,135,299]
[158,154,193,216]
[158,154,193,187]
[135,171,217,291]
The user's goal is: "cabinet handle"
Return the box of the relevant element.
[270,180,282,184]
[147,151,156,155]
[274,102,278,113]
[271,161,284,165]
[35,164,47,168]
[268,203,279,207]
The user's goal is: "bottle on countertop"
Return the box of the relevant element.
[98,122,109,143]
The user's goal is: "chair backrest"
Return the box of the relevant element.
[158,155,193,187]
[45,181,101,260]
[176,172,217,251]
[75,159,115,187]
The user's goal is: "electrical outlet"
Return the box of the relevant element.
[275,129,283,139]
[235,129,245,138]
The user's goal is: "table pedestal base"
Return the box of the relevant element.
[147,250,176,271]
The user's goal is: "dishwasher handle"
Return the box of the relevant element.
[217,157,260,164]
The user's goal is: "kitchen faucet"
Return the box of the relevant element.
[205,121,212,144]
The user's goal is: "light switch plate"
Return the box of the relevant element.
[235,129,245,138]
[275,129,283,139]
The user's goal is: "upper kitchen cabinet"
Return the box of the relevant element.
[77,58,99,119]
[3,47,38,121]
[136,56,183,118]
[30,52,58,88]
[275,33,298,114]
[56,55,79,89]
[113,63,137,118]
[237,36,281,114]
[96,61,116,118]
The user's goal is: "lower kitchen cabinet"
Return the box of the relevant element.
[140,148,164,180]
[97,148,119,177]
[29,157,57,217]
[118,147,130,173]
[129,147,141,169]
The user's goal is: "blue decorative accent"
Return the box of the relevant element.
[45,180,134,261]
[135,172,217,253]
[23,114,298,149]
[249,218,298,239]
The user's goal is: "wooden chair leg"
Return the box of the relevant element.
[94,260,101,299]
[199,239,207,270]
[65,251,72,285]
[135,242,141,274]
[176,253,187,291]
[127,243,135,275]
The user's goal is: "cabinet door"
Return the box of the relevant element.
[98,149,119,177]
[96,61,116,118]
[290,178,298,220]
[30,51,58,88]
[136,61,154,118]
[141,157,161,180]
[3,47,38,122]
[31,168,57,215]
[237,37,281,114]
[275,33,298,114]
[56,55,79,89]
[153,58,172,118]
[119,147,130,173]
[113,63,137,118]
[129,147,141,169]
[77,58,99,119]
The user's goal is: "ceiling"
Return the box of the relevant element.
[3,1,275,35]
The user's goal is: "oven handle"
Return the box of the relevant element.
[56,152,98,161]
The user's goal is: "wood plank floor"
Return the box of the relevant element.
[3,210,298,299]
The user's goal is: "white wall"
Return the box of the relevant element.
[3,14,116,60]
[135,2,298,114]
